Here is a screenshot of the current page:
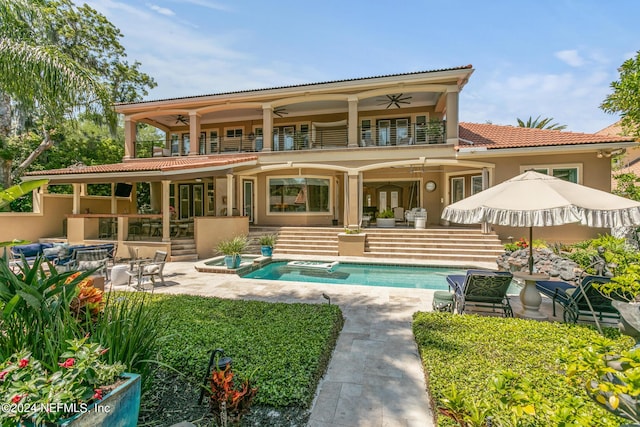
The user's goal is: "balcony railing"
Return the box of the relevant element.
[134,121,446,158]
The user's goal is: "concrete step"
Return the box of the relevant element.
[170,254,199,262]
[256,226,505,265]
[171,238,197,262]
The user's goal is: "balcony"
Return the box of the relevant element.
[134,121,446,158]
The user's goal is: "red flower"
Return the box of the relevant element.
[18,358,28,368]
[0,370,8,381]
[92,388,103,401]
[58,358,75,368]
[11,394,22,403]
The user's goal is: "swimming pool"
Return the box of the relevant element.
[242,260,511,291]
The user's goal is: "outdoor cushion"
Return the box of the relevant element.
[11,243,54,260]
[78,260,106,270]
[42,247,60,258]
[143,264,160,274]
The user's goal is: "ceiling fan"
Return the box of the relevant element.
[377,93,412,109]
[175,115,189,125]
[273,107,288,118]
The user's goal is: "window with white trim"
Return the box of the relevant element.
[522,164,581,183]
[268,177,330,213]
[471,175,483,195]
[451,177,465,203]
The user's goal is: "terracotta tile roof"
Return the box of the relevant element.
[115,65,474,106]
[596,121,624,137]
[26,154,258,176]
[459,122,635,149]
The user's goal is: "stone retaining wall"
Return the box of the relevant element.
[496,248,581,283]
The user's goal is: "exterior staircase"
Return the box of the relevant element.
[267,226,505,264]
[268,227,340,257]
[363,228,504,264]
[170,238,198,262]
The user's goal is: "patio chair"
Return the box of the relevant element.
[535,275,622,323]
[66,249,110,280]
[393,207,404,223]
[405,208,426,226]
[126,250,168,291]
[433,269,514,317]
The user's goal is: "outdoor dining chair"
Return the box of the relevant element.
[126,250,168,292]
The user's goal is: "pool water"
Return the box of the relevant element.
[242,261,519,292]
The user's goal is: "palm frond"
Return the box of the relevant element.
[0,38,114,122]
[0,179,48,209]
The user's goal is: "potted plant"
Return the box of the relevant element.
[258,234,277,257]
[216,235,248,269]
[0,337,140,427]
[376,209,396,228]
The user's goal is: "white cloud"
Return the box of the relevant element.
[146,3,175,16]
[461,67,619,133]
[555,49,585,67]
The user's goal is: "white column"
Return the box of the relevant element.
[72,183,81,214]
[226,173,234,216]
[348,97,359,148]
[445,90,459,144]
[124,118,136,159]
[262,106,273,152]
[189,112,201,156]
[32,188,42,214]
[347,171,360,228]
[110,183,117,214]
[161,180,171,242]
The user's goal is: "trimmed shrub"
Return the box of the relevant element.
[146,294,343,408]
[413,312,631,426]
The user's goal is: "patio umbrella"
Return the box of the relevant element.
[441,170,640,274]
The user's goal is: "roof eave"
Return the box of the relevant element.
[455,141,638,158]
[22,159,258,184]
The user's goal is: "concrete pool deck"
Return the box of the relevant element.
[111,256,555,427]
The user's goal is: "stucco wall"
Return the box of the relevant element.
[0,195,71,242]
[451,151,614,243]
[195,216,249,260]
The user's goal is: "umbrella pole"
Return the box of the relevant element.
[528,227,534,275]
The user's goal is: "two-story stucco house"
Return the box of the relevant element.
[16,65,636,259]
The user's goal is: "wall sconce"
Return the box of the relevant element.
[597,150,613,159]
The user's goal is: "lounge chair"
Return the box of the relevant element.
[535,275,621,323]
[433,269,514,317]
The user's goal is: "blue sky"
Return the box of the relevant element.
[83,0,639,133]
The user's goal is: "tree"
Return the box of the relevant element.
[601,50,640,139]
[516,116,567,131]
[0,0,156,189]
[612,172,640,202]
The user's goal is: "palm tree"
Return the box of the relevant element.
[516,116,567,131]
[0,0,113,187]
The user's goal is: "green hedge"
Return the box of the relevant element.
[413,312,632,426]
[147,294,343,407]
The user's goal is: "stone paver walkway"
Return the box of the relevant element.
[110,257,546,427]
[113,259,438,426]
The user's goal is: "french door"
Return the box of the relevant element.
[242,179,255,223]
[179,183,204,219]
